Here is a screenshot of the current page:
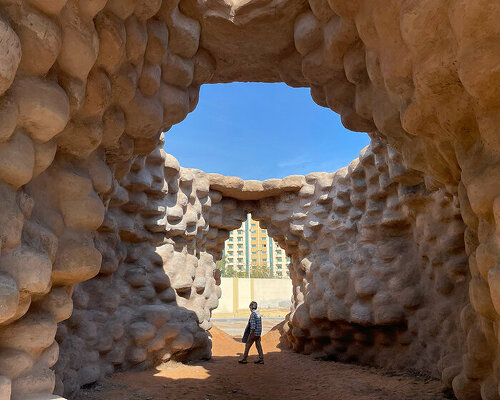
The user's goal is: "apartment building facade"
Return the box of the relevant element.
[223,214,291,278]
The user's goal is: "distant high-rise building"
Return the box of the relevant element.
[223,214,290,278]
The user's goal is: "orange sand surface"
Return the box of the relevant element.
[75,323,452,400]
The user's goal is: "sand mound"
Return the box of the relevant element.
[209,325,235,342]
[261,320,287,349]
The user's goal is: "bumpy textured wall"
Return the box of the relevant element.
[54,138,250,397]
[52,138,471,397]
[187,1,500,397]
[0,1,214,398]
[0,155,106,400]
[205,137,470,384]
[282,3,500,397]
[249,138,469,381]
[0,0,499,399]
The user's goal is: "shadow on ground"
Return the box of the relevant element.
[73,324,455,400]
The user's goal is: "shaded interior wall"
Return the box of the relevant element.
[247,138,469,381]
[55,138,247,397]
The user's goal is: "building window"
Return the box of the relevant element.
[251,223,256,227]
[238,237,242,242]
[252,258,257,262]
[251,237,256,241]
[262,258,267,262]
[277,257,282,262]
[262,244,266,248]
[228,238,233,242]
[252,244,257,248]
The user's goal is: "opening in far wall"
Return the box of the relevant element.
[213,213,292,333]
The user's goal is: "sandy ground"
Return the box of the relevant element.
[75,322,454,400]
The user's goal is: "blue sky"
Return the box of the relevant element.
[163,82,370,180]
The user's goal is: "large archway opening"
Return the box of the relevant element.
[163,82,370,179]
[0,0,494,399]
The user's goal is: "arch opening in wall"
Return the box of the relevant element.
[163,82,370,180]
[211,211,293,339]
[215,213,291,300]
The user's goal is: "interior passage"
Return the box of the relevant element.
[74,322,451,400]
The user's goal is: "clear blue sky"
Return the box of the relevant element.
[163,82,370,180]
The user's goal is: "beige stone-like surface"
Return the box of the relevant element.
[55,138,250,398]
[208,173,305,200]
[0,1,498,399]
[249,139,469,381]
[0,1,208,398]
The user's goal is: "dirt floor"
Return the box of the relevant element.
[75,323,454,400]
